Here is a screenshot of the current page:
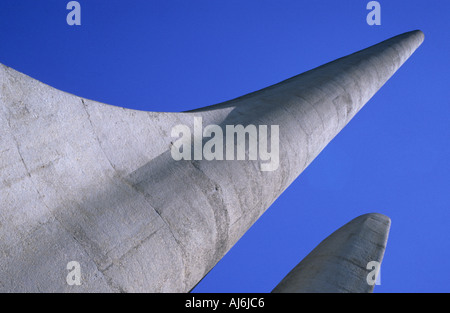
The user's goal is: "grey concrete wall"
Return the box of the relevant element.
[272,213,391,293]
[0,30,423,292]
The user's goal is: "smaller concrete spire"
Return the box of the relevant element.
[272,213,391,293]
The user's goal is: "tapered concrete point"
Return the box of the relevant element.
[412,29,425,42]
[352,213,391,229]
[401,30,425,51]
[272,213,391,293]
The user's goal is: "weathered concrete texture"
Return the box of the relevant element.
[0,30,423,292]
[272,214,391,293]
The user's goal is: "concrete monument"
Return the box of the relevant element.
[0,30,423,292]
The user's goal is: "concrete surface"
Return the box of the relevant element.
[0,30,423,292]
[272,213,391,293]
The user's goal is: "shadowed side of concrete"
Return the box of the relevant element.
[272,214,391,293]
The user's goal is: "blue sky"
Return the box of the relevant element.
[0,1,449,292]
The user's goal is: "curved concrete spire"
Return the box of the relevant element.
[272,213,391,293]
[0,30,423,292]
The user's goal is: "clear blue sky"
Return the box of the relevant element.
[0,1,449,292]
